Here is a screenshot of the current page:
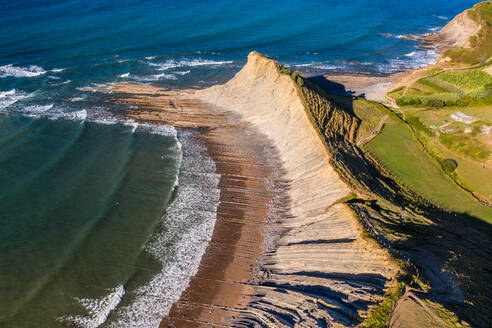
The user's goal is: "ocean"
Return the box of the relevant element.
[0,0,478,326]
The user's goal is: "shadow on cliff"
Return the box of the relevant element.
[307,74,492,327]
[306,75,357,117]
[306,75,354,95]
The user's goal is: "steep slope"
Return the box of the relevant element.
[435,8,480,52]
[105,52,398,327]
[436,1,492,64]
[194,52,397,327]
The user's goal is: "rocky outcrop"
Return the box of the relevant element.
[194,52,397,326]
[438,10,480,49]
[106,52,397,327]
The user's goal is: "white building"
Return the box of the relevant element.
[481,125,491,135]
[451,111,476,124]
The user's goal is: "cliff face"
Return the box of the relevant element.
[434,2,492,64]
[194,52,397,327]
[107,52,398,327]
[437,9,480,51]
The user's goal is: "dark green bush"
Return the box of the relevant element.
[297,76,304,86]
[440,158,458,173]
[291,70,300,81]
[406,115,434,136]
[280,68,292,75]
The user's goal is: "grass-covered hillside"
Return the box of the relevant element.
[387,2,492,204]
[297,76,492,327]
[444,1,492,65]
[390,68,492,107]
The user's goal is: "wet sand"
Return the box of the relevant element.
[106,85,288,326]
[160,125,286,327]
[103,52,397,327]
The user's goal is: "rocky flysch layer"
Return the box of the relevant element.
[104,51,397,327]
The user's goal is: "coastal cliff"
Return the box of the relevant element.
[434,8,480,53]
[106,51,398,327]
[196,52,397,325]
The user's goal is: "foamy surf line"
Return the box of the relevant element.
[0,89,29,109]
[57,128,219,328]
[147,58,234,71]
[107,129,219,328]
[290,47,438,74]
[0,64,64,78]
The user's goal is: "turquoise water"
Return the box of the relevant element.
[0,116,180,326]
[0,0,479,326]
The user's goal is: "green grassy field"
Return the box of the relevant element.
[439,133,491,161]
[433,69,492,92]
[395,68,492,107]
[364,113,492,223]
[401,107,492,199]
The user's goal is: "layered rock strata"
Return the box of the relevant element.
[106,52,397,327]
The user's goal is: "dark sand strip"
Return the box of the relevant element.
[107,85,287,327]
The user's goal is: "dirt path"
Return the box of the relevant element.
[357,114,388,146]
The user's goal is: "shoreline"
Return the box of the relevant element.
[315,72,407,103]
[107,52,397,326]
[160,112,286,326]
[108,84,286,326]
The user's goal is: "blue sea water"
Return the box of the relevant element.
[0,0,479,326]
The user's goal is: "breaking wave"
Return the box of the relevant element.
[147,58,234,71]
[0,64,47,78]
[107,129,219,328]
[58,286,125,328]
[378,48,439,73]
[0,89,28,109]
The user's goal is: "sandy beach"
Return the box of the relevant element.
[104,52,397,327]
[319,73,406,103]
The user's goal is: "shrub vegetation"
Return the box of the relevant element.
[440,158,458,173]
[291,70,300,81]
[280,68,292,75]
[439,133,491,162]
[297,76,304,86]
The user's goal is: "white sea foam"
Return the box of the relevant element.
[23,104,53,113]
[71,96,86,102]
[66,109,88,121]
[0,89,16,97]
[293,63,315,67]
[77,84,115,92]
[433,15,448,20]
[90,117,120,125]
[122,72,177,81]
[135,123,178,137]
[145,72,177,80]
[311,64,339,70]
[380,33,411,40]
[107,129,219,328]
[123,122,138,133]
[148,58,234,71]
[428,26,442,33]
[174,70,190,75]
[58,286,125,328]
[0,64,46,78]
[378,48,439,73]
[0,89,28,109]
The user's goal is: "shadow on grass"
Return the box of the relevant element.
[309,75,492,328]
